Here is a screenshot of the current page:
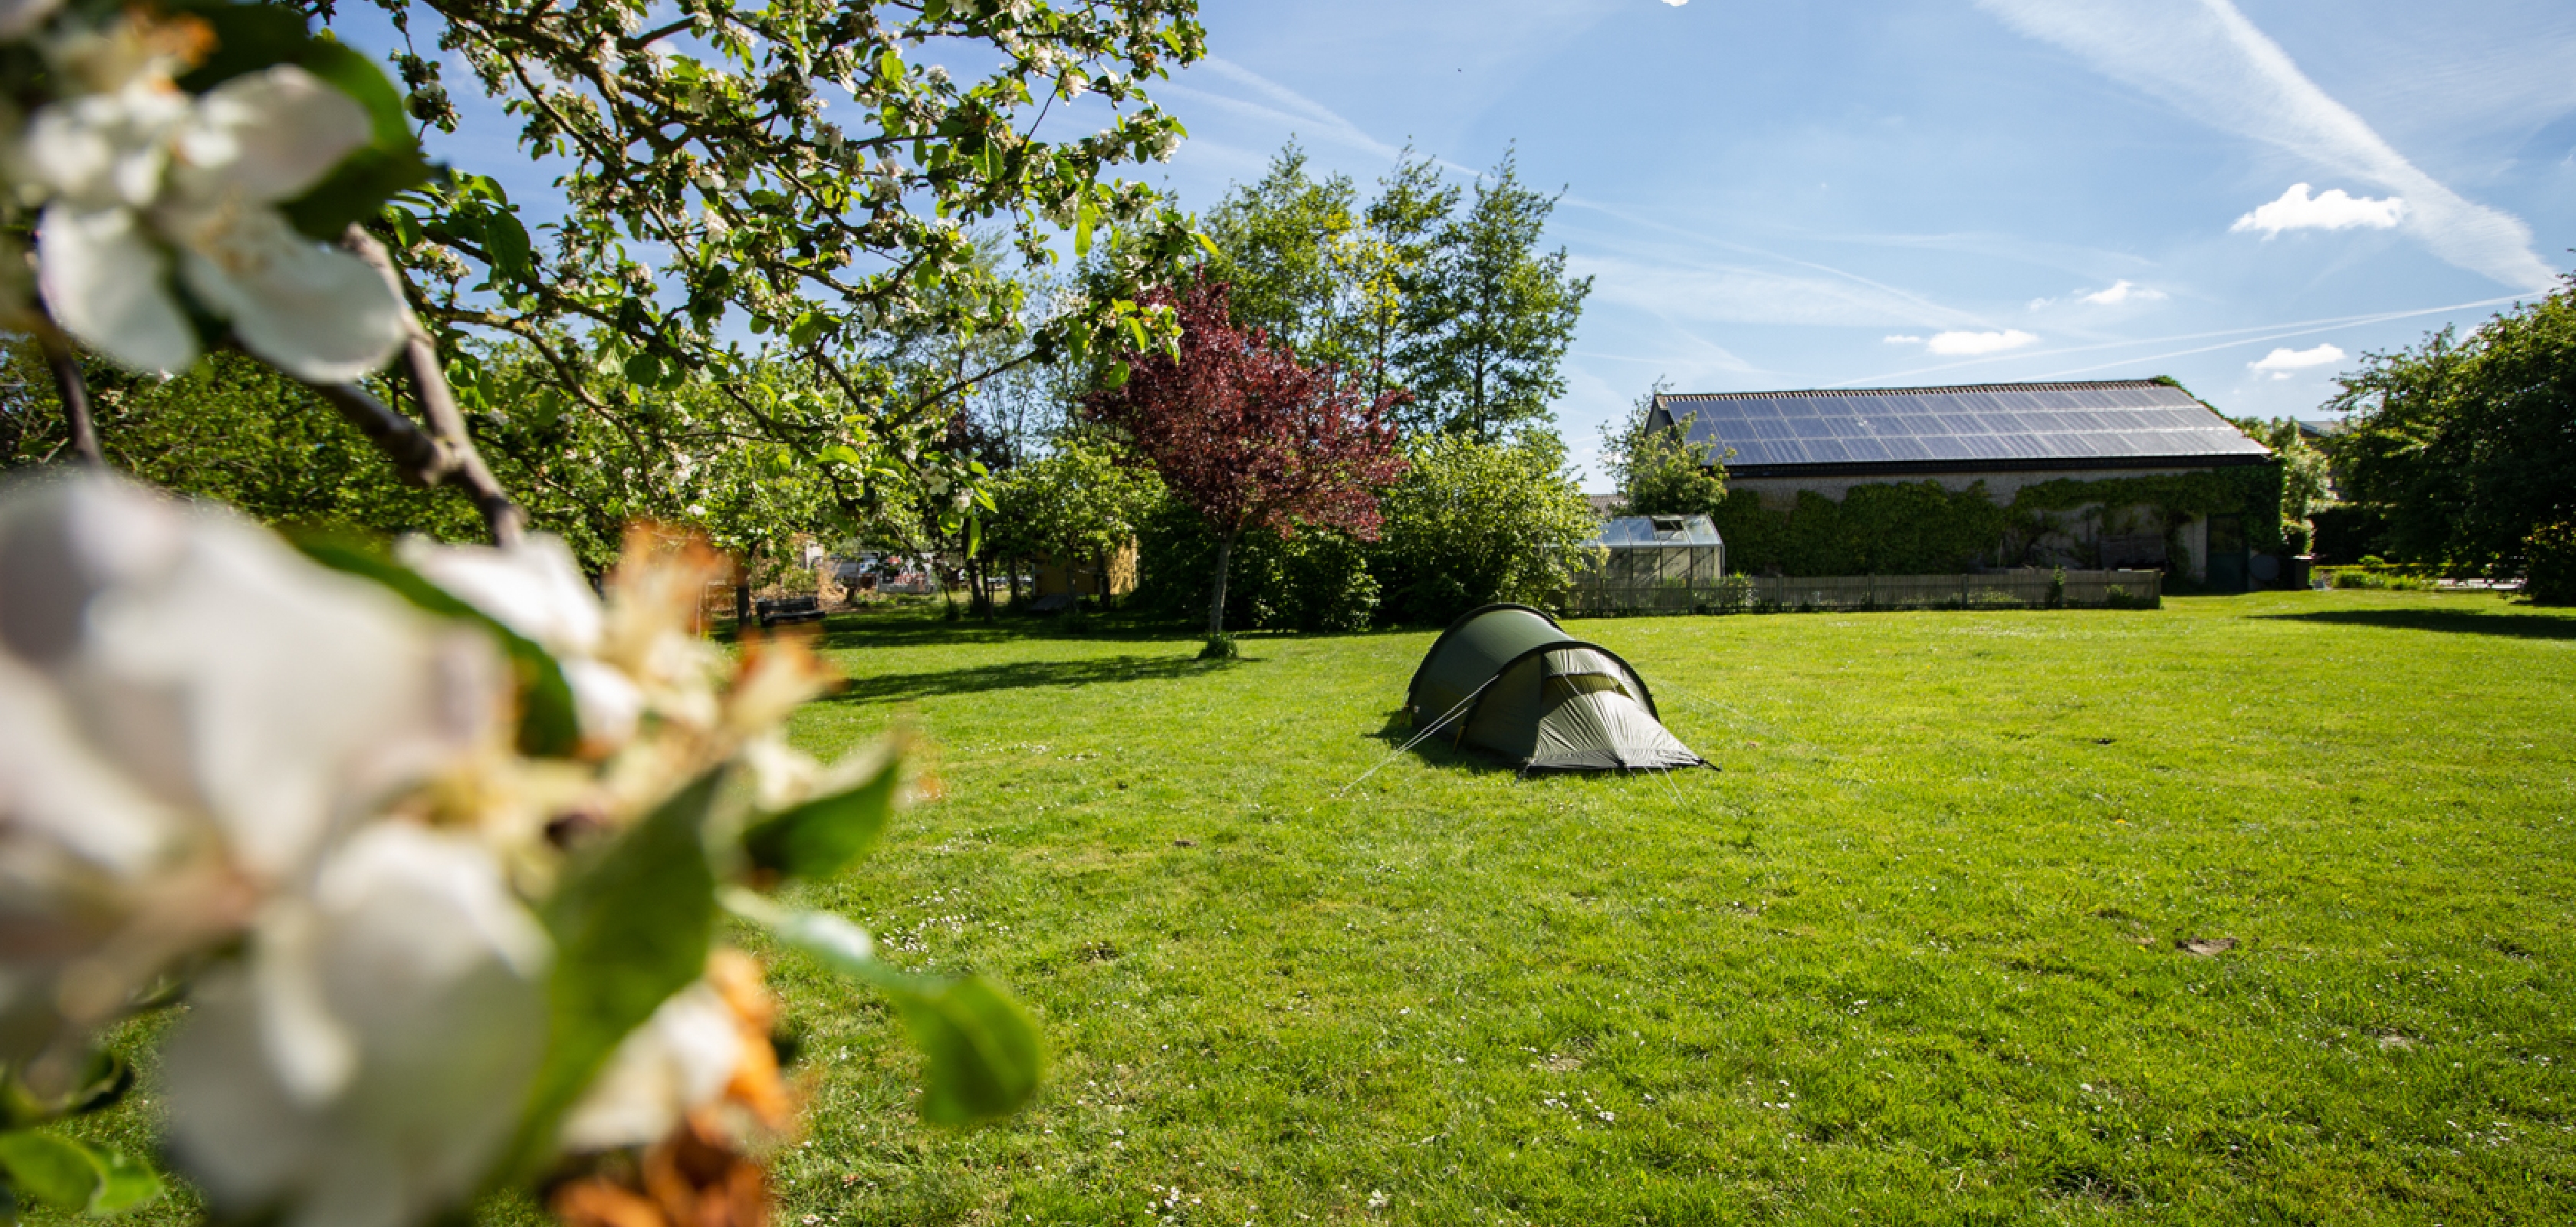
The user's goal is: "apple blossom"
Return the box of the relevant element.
[0,472,503,1065]
[10,18,407,380]
[162,823,551,1227]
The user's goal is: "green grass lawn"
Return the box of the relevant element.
[757,589,2576,1226]
[38,589,2575,1227]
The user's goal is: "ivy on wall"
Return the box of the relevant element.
[1710,462,2286,576]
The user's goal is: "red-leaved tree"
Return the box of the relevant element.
[1085,278,1410,636]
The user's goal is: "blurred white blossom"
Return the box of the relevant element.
[399,533,646,748]
[557,979,742,1152]
[163,823,550,1227]
[11,16,407,380]
[0,472,504,1064]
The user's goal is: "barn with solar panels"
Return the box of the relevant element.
[1646,379,2282,588]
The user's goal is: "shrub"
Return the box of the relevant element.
[2326,567,2436,591]
[1370,435,1598,625]
[1135,500,1379,633]
[2525,521,2576,605]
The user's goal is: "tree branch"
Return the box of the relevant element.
[32,317,102,467]
[341,225,527,545]
[307,380,451,479]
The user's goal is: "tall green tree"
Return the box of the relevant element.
[2323,278,2576,577]
[1598,380,1727,518]
[1198,145,1358,354]
[1397,150,1591,442]
[1327,150,1460,406]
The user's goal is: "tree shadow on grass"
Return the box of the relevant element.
[2254,608,2576,641]
[829,653,1243,704]
[797,611,1200,650]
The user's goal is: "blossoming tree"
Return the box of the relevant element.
[0,2,1094,1224]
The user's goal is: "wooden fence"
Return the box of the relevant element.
[1567,569,2162,617]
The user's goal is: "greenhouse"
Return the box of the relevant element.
[1564,515,1729,615]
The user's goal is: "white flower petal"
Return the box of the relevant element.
[399,535,606,659]
[35,204,197,376]
[165,826,550,1227]
[172,207,406,383]
[250,901,358,1105]
[172,66,373,205]
[2,473,504,881]
[560,658,643,748]
[557,981,742,1153]
[15,86,187,209]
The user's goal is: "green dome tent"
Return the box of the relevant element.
[1405,604,1708,774]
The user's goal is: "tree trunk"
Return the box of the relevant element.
[1208,531,1236,637]
[1006,560,1023,610]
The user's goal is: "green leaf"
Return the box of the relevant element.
[740,749,901,880]
[83,1148,160,1215]
[508,768,724,1173]
[0,1132,96,1210]
[0,1051,133,1128]
[294,539,583,758]
[730,896,1039,1125]
[895,976,1042,1125]
[481,209,536,286]
[623,350,666,387]
[1073,199,1096,258]
[279,144,432,241]
[0,1132,154,1215]
[787,312,826,350]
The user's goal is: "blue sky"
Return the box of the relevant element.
[1137,0,2576,485]
[363,0,2576,490]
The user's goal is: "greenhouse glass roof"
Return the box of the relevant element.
[1648,380,2271,477]
[1585,515,1722,548]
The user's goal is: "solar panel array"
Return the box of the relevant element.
[1654,380,2271,473]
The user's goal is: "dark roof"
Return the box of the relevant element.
[1650,380,2271,479]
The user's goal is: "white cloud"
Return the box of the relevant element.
[1925,330,2039,356]
[2249,343,2347,380]
[1976,0,2555,289]
[1883,334,1924,344]
[1662,0,1687,5]
[2032,279,2168,310]
[2232,184,2404,238]
[2081,279,2164,306]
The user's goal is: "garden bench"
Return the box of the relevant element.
[754,594,826,627]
